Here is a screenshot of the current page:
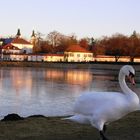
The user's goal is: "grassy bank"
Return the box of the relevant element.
[0,111,140,140]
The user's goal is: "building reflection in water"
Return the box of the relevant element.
[0,68,33,96]
[0,67,94,117]
[45,69,92,87]
[0,68,93,96]
[11,69,33,96]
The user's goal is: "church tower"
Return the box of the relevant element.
[16,28,21,38]
[30,30,37,45]
[30,30,39,53]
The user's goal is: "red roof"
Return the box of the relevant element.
[66,45,92,53]
[11,38,31,45]
[2,43,21,50]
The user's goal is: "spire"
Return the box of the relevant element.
[16,28,21,38]
[31,30,35,37]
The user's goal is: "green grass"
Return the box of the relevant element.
[0,111,140,140]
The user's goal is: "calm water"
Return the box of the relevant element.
[0,67,140,119]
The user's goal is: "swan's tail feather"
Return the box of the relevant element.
[62,115,90,124]
[61,116,73,120]
[61,116,77,121]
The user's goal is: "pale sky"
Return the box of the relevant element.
[0,0,140,39]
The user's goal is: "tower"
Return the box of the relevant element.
[30,30,39,53]
[30,30,37,46]
[16,28,21,38]
[31,30,35,38]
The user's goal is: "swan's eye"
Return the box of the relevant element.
[129,71,135,78]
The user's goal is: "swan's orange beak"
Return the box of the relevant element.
[128,76,135,85]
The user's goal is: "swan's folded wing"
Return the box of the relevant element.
[73,92,125,115]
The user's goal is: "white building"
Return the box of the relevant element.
[44,54,64,62]
[1,43,21,54]
[11,37,33,54]
[28,54,64,62]
[1,29,33,55]
[64,45,93,62]
[2,54,27,61]
[28,54,44,62]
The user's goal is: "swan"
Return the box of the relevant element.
[64,65,139,140]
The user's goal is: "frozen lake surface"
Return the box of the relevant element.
[0,67,140,119]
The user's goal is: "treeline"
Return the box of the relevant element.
[33,31,140,62]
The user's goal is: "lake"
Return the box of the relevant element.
[0,66,140,119]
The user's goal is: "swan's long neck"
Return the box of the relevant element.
[119,70,139,102]
[119,71,132,95]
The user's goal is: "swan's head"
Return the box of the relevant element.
[121,65,135,85]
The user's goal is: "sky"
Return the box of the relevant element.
[0,0,140,39]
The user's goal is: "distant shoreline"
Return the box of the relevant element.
[0,61,140,71]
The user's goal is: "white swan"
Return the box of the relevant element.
[64,65,139,140]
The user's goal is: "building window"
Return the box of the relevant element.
[84,54,87,57]
[70,53,74,57]
[77,54,80,57]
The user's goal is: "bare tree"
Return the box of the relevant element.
[46,31,63,47]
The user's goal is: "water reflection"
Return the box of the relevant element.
[45,69,92,85]
[0,68,94,118]
[0,67,139,118]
